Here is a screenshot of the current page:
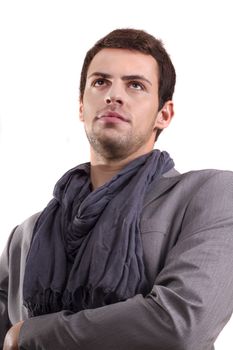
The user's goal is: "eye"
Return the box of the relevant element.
[92,78,107,87]
[129,81,145,90]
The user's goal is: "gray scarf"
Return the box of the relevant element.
[23,150,174,316]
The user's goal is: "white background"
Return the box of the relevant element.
[0,0,233,348]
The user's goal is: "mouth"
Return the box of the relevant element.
[97,111,130,123]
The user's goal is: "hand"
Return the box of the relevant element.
[3,321,24,350]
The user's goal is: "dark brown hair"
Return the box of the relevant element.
[79,28,176,139]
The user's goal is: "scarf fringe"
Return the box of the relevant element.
[24,289,63,317]
[25,286,127,317]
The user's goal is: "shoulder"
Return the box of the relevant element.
[164,167,233,182]
[171,168,233,202]
[177,170,233,238]
[146,168,233,203]
[142,168,233,248]
[144,168,233,221]
[178,169,233,200]
[162,167,233,193]
[179,168,233,182]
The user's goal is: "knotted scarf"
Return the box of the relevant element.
[23,150,174,316]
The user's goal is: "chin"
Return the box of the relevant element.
[93,139,132,160]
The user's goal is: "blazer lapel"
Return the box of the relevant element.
[143,168,181,207]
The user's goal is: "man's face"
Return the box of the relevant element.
[80,48,170,160]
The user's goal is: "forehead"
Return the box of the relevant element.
[87,48,159,83]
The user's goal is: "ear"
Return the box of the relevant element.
[79,100,84,122]
[154,100,174,130]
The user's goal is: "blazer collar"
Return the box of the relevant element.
[144,168,181,206]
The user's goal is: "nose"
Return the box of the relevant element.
[105,96,123,105]
[104,82,124,106]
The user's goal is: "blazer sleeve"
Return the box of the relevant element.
[0,228,16,348]
[19,171,233,350]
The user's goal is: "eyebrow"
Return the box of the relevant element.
[88,72,152,86]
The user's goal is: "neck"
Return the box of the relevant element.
[90,148,153,190]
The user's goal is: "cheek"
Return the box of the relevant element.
[136,99,157,119]
[83,92,103,114]
[81,95,93,115]
[85,88,104,101]
[80,97,100,123]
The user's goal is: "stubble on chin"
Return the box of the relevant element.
[84,117,156,161]
[86,130,133,160]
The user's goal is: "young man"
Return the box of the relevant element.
[1,28,233,350]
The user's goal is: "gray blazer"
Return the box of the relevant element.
[1,168,233,350]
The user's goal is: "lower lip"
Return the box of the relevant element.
[98,116,127,123]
